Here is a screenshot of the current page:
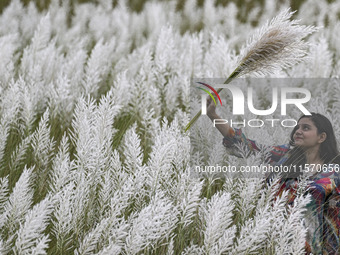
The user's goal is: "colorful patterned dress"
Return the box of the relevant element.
[222,128,340,254]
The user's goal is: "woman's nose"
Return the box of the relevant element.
[295,128,302,134]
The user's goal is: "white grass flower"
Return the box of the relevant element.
[31,109,55,194]
[0,34,18,85]
[146,123,178,196]
[200,192,235,254]
[275,194,310,254]
[31,109,55,164]
[82,39,115,96]
[0,167,34,234]
[95,243,121,255]
[0,177,9,214]
[235,8,318,77]
[8,135,31,173]
[0,119,9,166]
[75,215,128,255]
[0,167,34,254]
[20,13,52,82]
[0,0,23,36]
[121,123,144,174]
[125,193,178,254]
[17,79,40,134]
[0,80,22,127]
[48,134,74,195]
[178,174,203,228]
[181,244,204,255]
[28,235,50,255]
[98,155,133,218]
[230,208,272,253]
[51,183,76,255]
[14,195,53,255]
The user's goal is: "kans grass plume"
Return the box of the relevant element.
[185,8,318,132]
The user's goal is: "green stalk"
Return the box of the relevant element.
[184,67,241,132]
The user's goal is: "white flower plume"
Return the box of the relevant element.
[234,8,318,77]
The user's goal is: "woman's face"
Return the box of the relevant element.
[293,117,326,149]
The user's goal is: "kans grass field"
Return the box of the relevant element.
[0,0,340,254]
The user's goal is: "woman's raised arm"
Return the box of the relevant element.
[206,97,289,164]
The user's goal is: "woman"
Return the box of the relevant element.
[206,98,340,254]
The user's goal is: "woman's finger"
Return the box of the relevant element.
[206,99,212,108]
[207,96,212,105]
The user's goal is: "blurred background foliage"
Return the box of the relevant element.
[0,0,314,15]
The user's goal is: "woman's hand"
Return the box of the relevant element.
[206,96,231,137]
[206,97,217,120]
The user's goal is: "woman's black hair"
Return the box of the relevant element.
[282,112,340,178]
